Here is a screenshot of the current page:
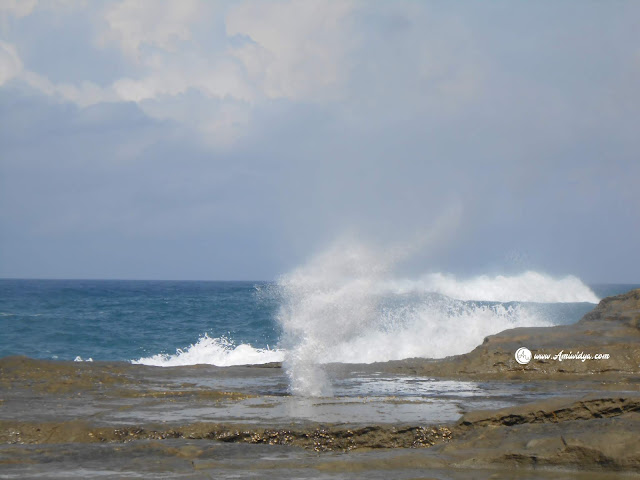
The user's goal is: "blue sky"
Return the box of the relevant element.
[0,0,638,282]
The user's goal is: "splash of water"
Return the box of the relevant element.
[275,240,597,396]
[323,299,546,364]
[132,334,284,367]
[385,271,599,303]
[276,241,389,396]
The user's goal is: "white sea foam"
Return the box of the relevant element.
[276,242,390,396]
[385,271,599,303]
[131,240,598,393]
[73,356,93,362]
[132,334,285,367]
[275,240,596,396]
[323,300,546,364]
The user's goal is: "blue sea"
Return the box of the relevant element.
[0,280,281,363]
[1,275,638,369]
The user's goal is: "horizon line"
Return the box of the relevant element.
[1,277,639,286]
[0,277,274,283]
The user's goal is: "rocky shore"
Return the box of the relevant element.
[382,288,640,380]
[1,289,639,479]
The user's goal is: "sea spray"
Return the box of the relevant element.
[274,240,598,396]
[276,242,391,396]
[133,334,284,367]
[324,298,546,363]
[273,223,460,396]
[0,278,612,365]
[385,271,599,303]
[133,264,597,377]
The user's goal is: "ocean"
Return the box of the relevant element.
[1,274,636,385]
[2,274,639,479]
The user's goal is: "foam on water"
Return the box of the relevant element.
[73,356,93,362]
[127,240,598,396]
[274,240,596,396]
[132,334,285,367]
[323,300,545,364]
[386,271,599,303]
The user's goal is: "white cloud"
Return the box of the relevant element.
[0,37,116,106]
[0,0,85,18]
[0,0,38,18]
[107,44,256,146]
[99,0,201,59]
[1,0,482,146]
[112,57,254,103]
[93,0,256,145]
[0,40,22,85]
[22,71,117,107]
[226,0,358,101]
[143,96,251,148]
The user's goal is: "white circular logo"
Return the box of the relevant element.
[515,347,532,365]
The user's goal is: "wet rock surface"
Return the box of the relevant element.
[0,420,454,451]
[445,394,640,471]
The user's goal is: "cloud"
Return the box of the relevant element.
[0,1,483,145]
[1,1,639,281]
[0,40,22,85]
[0,37,116,107]
[226,0,358,101]
[0,1,256,143]
[0,0,85,18]
[0,0,38,18]
[99,0,201,59]
[136,90,252,147]
[92,1,256,143]
[21,71,117,107]
[111,56,253,103]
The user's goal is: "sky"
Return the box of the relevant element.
[0,0,638,282]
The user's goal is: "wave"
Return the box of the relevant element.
[385,271,599,303]
[274,240,595,396]
[131,298,542,369]
[132,334,285,367]
[321,300,547,364]
[130,240,597,396]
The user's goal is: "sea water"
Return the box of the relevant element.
[1,275,634,365]
[1,266,638,401]
[0,279,281,363]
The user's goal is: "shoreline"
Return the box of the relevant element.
[1,289,639,477]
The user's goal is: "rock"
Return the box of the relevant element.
[435,394,640,471]
[381,289,640,380]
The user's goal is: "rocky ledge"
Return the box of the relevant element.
[439,394,640,471]
[382,288,640,380]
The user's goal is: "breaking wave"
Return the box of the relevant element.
[385,271,599,303]
[131,240,598,397]
[275,241,596,396]
[132,334,284,367]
